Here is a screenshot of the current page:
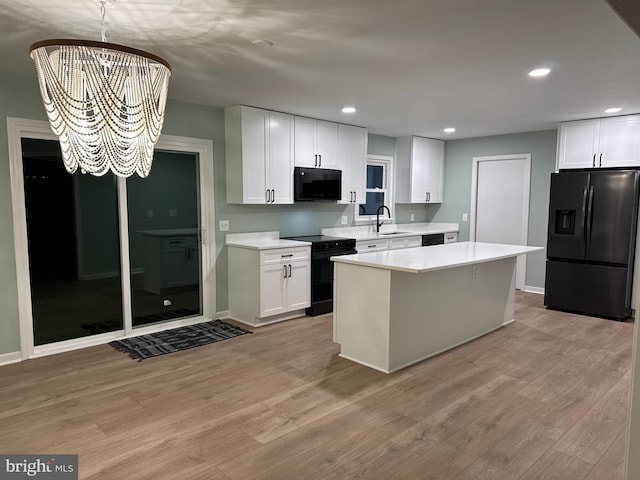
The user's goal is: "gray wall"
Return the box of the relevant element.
[429,130,557,288]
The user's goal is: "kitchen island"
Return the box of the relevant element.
[332,242,542,373]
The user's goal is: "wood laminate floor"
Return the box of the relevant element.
[0,292,634,479]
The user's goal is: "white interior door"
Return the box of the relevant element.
[471,154,531,290]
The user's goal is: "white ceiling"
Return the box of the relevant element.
[1,0,640,139]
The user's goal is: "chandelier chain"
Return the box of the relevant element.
[100,1,107,42]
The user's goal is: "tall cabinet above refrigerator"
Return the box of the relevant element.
[544,169,640,319]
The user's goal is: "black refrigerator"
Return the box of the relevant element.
[544,169,640,319]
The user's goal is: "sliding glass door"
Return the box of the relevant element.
[23,138,123,345]
[127,151,202,328]
[21,139,202,347]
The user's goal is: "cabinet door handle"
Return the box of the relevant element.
[319,155,322,167]
[368,245,377,248]
[599,154,602,167]
[283,265,288,278]
[271,189,275,203]
[281,254,293,258]
[266,190,270,203]
[288,264,292,278]
[314,154,318,167]
[592,154,596,167]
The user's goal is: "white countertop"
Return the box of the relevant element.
[322,222,459,241]
[331,241,543,273]
[226,231,311,250]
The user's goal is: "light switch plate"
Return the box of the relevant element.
[341,216,348,225]
[410,213,415,221]
[219,220,229,231]
[169,209,178,217]
[462,213,468,222]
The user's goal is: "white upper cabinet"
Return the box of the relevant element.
[337,124,367,204]
[396,135,444,204]
[557,115,640,169]
[225,105,294,204]
[294,116,339,168]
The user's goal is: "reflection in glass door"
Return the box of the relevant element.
[22,139,123,345]
[127,151,202,328]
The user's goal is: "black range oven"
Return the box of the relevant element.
[284,235,356,316]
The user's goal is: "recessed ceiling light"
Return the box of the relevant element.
[529,68,551,77]
[605,107,622,113]
[341,106,357,114]
[251,39,274,48]
[443,127,456,133]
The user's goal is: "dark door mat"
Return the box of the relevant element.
[109,320,252,361]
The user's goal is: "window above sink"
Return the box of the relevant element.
[355,154,394,224]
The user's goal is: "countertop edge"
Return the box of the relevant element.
[331,243,543,273]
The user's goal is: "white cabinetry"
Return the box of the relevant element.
[338,124,367,204]
[294,116,339,168]
[444,232,458,243]
[356,239,390,252]
[396,136,444,203]
[228,246,310,326]
[557,115,640,169]
[389,236,422,250]
[225,105,294,204]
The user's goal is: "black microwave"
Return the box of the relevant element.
[294,167,342,202]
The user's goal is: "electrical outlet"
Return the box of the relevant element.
[219,220,229,232]
[472,265,478,279]
[163,299,172,307]
[410,213,415,221]
[462,213,468,222]
[169,209,178,217]
[341,215,348,225]
[147,210,153,218]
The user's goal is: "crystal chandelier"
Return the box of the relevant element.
[29,0,171,177]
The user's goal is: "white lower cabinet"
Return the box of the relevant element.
[356,239,390,252]
[389,236,422,250]
[228,246,310,326]
[356,233,457,253]
[444,232,458,243]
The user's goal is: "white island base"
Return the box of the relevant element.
[332,242,542,373]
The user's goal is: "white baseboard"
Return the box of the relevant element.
[524,286,544,295]
[0,351,22,366]
[216,309,230,319]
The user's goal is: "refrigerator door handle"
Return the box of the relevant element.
[581,186,588,241]
[586,186,594,246]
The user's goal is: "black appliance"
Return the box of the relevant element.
[294,167,342,202]
[284,235,356,316]
[422,233,444,246]
[544,169,640,319]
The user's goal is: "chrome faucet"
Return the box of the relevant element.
[376,205,391,233]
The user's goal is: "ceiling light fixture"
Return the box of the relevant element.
[528,68,551,77]
[443,127,456,133]
[29,0,171,177]
[605,107,623,113]
[341,106,357,114]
